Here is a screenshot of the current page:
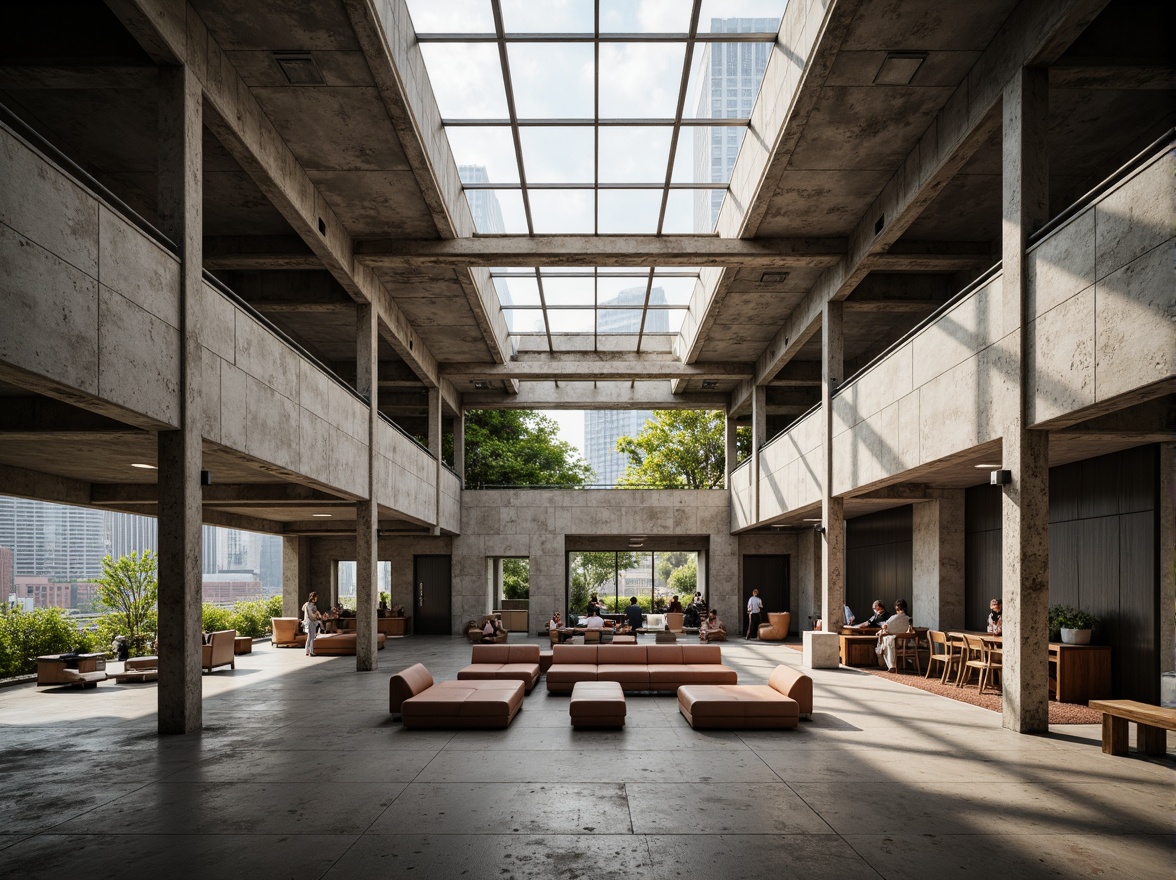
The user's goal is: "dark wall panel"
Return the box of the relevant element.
[965,446,1159,701]
[847,506,912,622]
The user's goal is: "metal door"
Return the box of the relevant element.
[413,555,452,635]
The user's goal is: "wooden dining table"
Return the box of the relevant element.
[946,632,1111,703]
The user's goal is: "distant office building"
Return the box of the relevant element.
[694,19,774,231]
[0,496,106,580]
[458,165,506,234]
[0,546,12,600]
[202,525,219,575]
[202,574,264,605]
[104,510,157,561]
[584,287,667,486]
[259,536,282,595]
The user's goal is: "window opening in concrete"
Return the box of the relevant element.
[335,560,392,610]
[568,550,700,621]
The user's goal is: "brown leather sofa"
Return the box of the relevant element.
[313,632,387,654]
[271,617,307,648]
[677,664,813,729]
[545,643,737,694]
[757,612,792,641]
[457,644,541,692]
[389,663,525,729]
[202,629,236,673]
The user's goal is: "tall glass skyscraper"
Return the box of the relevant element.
[0,496,106,580]
[694,19,775,231]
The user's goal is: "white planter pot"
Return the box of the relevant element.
[1060,627,1092,645]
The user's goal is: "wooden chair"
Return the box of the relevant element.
[958,634,1001,693]
[893,630,922,674]
[925,630,961,684]
[584,628,602,643]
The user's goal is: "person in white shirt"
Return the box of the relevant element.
[547,612,562,631]
[875,599,913,672]
[700,609,727,642]
[584,612,605,629]
[745,588,764,639]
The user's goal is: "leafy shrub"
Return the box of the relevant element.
[229,599,276,638]
[93,611,157,657]
[1048,604,1099,637]
[0,608,93,678]
[201,604,235,633]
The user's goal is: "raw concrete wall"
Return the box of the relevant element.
[374,419,435,525]
[1027,151,1174,421]
[758,407,823,521]
[438,467,461,533]
[0,124,180,428]
[729,459,753,531]
[455,489,737,637]
[199,281,370,500]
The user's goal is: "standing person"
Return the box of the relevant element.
[700,609,727,642]
[624,596,643,633]
[746,588,764,639]
[987,598,1003,635]
[302,591,322,656]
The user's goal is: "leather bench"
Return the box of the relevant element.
[678,664,813,730]
[546,643,737,694]
[390,663,525,730]
[569,681,626,729]
[312,632,387,655]
[457,644,541,692]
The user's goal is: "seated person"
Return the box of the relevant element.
[666,595,684,614]
[851,600,888,629]
[987,598,1002,635]
[377,600,390,618]
[481,616,506,643]
[586,594,603,617]
[624,597,643,632]
[875,599,912,672]
[584,611,605,629]
[699,609,727,642]
[547,612,562,630]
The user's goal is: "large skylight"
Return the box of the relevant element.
[406,0,786,351]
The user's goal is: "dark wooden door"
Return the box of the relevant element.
[413,555,452,635]
[743,554,789,632]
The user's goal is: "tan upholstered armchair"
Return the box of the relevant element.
[665,612,685,633]
[271,617,307,648]
[467,615,508,643]
[202,629,237,672]
[757,612,791,641]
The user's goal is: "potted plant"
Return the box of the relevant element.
[1048,604,1099,645]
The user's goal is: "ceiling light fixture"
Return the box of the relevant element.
[802,517,822,522]
[701,379,719,390]
[274,52,325,85]
[311,513,333,518]
[974,463,1002,469]
[471,379,491,390]
[130,463,157,470]
[873,52,927,86]
[760,271,790,284]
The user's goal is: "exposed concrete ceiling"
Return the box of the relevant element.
[0,0,1171,533]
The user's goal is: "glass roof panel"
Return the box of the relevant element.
[698,1,785,32]
[405,0,495,33]
[599,42,685,119]
[597,273,649,305]
[501,0,594,33]
[662,188,711,233]
[650,308,688,333]
[418,43,508,119]
[494,275,540,307]
[503,308,546,334]
[598,127,672,184]
[598,189,663,233]
[508,43,594,119]
[548,309,596,333]
[529,189,593,233]
[650,275,698,305]
[466,189,528,232]
[519,127,594,183]
[449,127,518,184]
[599,0,693,33]
[540,275,596,307]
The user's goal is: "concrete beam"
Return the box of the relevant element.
[203,236,321,271]
[354,236,847,268]
[739,0,1109,412]
[105,0,445,390]
[90,483,349,507]
[851,483,929,501]
[0,64,158,89]
[0,463,91,507]
[461,381,729,410]
[1049,64,1174,90]
[444,356,752,382]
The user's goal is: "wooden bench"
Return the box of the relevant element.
[1088,699,1175,757]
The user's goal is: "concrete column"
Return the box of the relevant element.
[1001,66,1050,733]
[453,409,465,484]
[724,415,737,488]
[155,66,202,735]
[751,386,766,521]
[355,303,378,670]
[281,536,310,617]
[797,527,821,629]
[912,491,965,631]
[428,387,442,535]
[821,300,845,631]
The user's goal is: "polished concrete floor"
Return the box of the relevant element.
[1,636,1171,879]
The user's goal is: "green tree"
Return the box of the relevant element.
[461,410,594,488]
[569,551,637,614]
[502,558,529,601]
[617,411,730,489]
[656,551,691,587]
[668,559,698,596]
[0,607,92,678]
[94,551,158,655]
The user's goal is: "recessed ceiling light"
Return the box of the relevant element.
[802,517,822,522]
[311,513,333,518]
[471,379,491,390]
[130,463,157,470]
[974,463,1002,469]
[873,52,927,86]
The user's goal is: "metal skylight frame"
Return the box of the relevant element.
[409,0,782,353]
